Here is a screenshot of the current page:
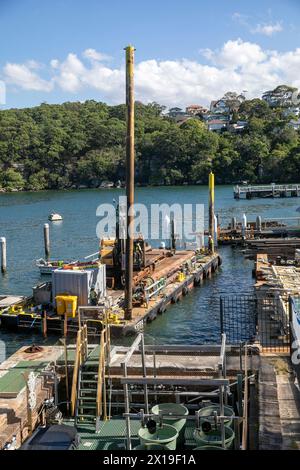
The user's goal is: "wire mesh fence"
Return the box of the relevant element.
[220,294,290,353]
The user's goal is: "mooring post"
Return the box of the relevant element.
[43,223,50,260]
[124,45,135,321]
[208,171,215,253]
[214,214,218,247]
[241,213,247,240]
[231,217,237,231]
[0,237,7,274]
[171,218,176,253]
[256,215,262,232]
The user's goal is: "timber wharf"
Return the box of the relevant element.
[218,216,300,245]
[234,183,300,199]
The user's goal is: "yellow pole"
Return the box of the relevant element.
[209,171,215,253]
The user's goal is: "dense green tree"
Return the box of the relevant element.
[0,97,299,190]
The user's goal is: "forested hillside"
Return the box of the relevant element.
[0,98,299,191]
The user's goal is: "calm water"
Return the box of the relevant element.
[1,185,300,355]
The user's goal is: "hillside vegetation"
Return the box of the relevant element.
[0,98,299,191]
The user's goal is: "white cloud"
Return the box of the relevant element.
[83,48,112,62]
[3,40,300,107]
[3,62,53,92]
[251,22,283,36]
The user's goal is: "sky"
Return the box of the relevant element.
[0,0,300,109]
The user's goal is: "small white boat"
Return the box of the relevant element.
[49,212,63,221]
[99,181,114,189]
[36,258,77,274]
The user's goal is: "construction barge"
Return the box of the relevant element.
[0,249,221,337]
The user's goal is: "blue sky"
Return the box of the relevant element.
[0,0,300,109]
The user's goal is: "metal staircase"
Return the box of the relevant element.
[71,321,110,432]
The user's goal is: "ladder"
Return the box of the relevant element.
[71,323,110,431]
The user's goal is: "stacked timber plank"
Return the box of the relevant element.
[246,239,300,260]
[0,345,63,449]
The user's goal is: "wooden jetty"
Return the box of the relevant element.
[218,217,300,245]
[234,183,300,199]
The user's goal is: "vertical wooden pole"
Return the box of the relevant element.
[0,237,7,274]
[42,311,47,338]
[124,45,135,321]
[171,218,176,252]
[63,337,70,413]
[63,311,68,338]
[208,172,215,253]
[44,223,50,260]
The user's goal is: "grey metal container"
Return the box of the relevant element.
[52,265,106,307]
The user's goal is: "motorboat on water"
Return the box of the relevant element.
[48,212,63,221]
[36,258,73,275]
[36,258,100,275]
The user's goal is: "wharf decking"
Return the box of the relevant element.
[110,251,221,336]
[234,183,300,199]
[0,251,221,338]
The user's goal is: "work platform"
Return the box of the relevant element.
[0,251,221,338]
[109,251,221,336]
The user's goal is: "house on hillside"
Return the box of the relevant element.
[228,120,248,133]
[262,85,299,108]
[283,107,300,118]
[185,104,208,116]
[210,99,230,115]
[207,119,228,132]
[168,107,187,120]
[288,119,300,131]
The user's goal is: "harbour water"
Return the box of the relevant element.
[1,185,300,355]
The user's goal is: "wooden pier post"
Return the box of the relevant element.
[43,223,50,260]
[208,171,215,253]
[124,45,135,321]
[0,237,7,274]
[256,216,262,232]
[171,218,176,253]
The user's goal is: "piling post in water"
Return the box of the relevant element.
[124,45,135,321]
[43,223,50,260]
[256,216,262,232]
[231,217,237,231]
[241,214,247,239]
[0,237,7,274]
[171,218,176,253]
[208,172,215,253]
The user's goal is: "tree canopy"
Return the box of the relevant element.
[0,97,299,191]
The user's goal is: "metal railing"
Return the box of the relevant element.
[234,184,300,193]
[70,324,88,416]
[144,277,166,306]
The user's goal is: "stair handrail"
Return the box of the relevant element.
[71,323,88,416]
[96,319,111,423]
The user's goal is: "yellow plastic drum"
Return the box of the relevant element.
[55,296,66,315]
[64,295,78,318]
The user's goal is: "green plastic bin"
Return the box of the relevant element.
[151,403,188,445]
[134,444,166,450]
[198,404,235,428]
[194,445,226,450]
[193,426,235,449]
[138,424,178,450]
